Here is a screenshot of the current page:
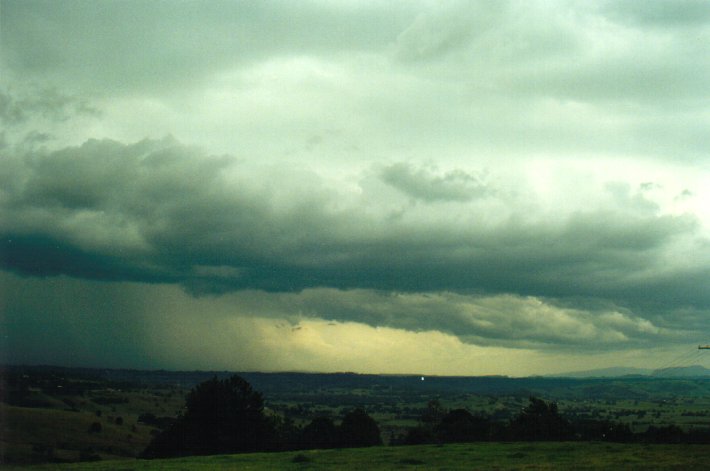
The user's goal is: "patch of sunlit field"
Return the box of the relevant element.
[7,442,710,470]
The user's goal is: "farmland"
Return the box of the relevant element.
[4,365,710,466]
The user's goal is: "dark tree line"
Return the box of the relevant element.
[142,375,381,459]
[143,376,710,459]
[400,397,710,445]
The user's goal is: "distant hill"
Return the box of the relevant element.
[548,367,652,378]
[651,365,710,377]
[551,365,710,378]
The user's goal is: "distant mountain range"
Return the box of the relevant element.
[552,365,710,378]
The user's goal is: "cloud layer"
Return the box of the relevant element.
[1,137,707,346]
[1,0,709,373]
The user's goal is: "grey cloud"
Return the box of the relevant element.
[391,1,507,62]
[4,1,708,165]
[5,1,707,111]
[1,138,708,318]
[380,163,489,202]
[1,0,416,96]
[603,0,710,27]
[506,51,710,106]
[389,2,709,106]
[0,87,98,126]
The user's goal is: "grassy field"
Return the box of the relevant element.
[0,404,157,464]
[6,367,710,467]
[6,442,710,470]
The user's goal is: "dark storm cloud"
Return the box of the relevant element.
[1,138,707,319]
[0,272,160,368]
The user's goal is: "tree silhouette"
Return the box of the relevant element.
[644,425,685,444]
[404,399,446,445]
[299,417,338,449]
[338,408,382,447]
[143,375,274,458]
[435,409,491,443]
[508,397,573,441]
[421,399,447,426]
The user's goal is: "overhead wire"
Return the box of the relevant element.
[653,346,708,374]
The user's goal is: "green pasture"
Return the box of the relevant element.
[0,404,155,463]
[7,442,710,470]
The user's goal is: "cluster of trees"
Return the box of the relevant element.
[401,397,574,444]
[400,397,710,445]
[142,375,381,459]
[143,375,710,459]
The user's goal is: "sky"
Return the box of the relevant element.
[1,0,710,376]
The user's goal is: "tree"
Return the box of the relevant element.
[270,414,301,451]
[403,426,435,445]
[644,425,685,444]
[421,399,447,426]
[435,409,491,443]
[574,419,633,442]
[299,417,338,449]
[338,408,382,448]
[404,399,446,445]
[508,397,574,441]
[143,375,275,458]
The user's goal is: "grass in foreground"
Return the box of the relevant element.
[6,442,710,470]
